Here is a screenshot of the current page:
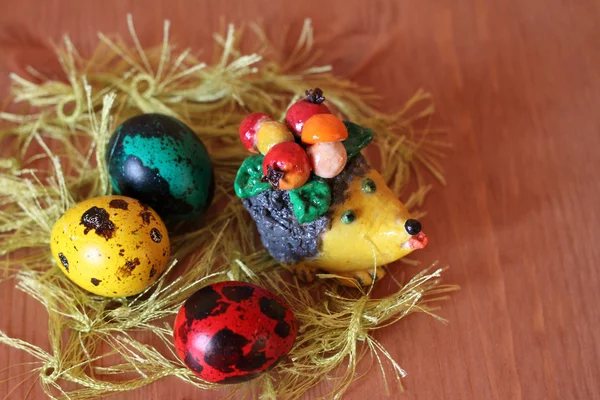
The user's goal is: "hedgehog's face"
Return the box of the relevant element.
[315,166,428,272]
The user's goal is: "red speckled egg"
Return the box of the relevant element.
[173,281,297,384]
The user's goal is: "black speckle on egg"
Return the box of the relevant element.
[203,328,249,373]
[109,199,129,210]
[274,321,291,338]
[217,372,264,384]
[139,207,153,225]
[150,228,162,243]
[259,297,292,338]
[80,207,115,240]
[259,297,287,321]
[185,352,204,374]
[184,286,229,326]
[58,253,69,272]
[236,337,270,372]
[222,285,254,302]
[118,258,140,278]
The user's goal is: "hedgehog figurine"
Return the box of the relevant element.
[234,89,428,287]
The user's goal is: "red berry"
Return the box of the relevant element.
[239,112,272,153]
[262,142,311,190]
[285,88,331,136]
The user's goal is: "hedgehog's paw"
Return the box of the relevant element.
[288,263,319,284]
[334,265,388,288]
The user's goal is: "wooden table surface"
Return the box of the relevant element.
[1,1,599,399]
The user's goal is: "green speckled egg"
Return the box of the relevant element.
[106,114,214,221]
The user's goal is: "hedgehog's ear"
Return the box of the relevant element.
[342,121,374,158]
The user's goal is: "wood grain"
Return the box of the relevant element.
[1,0,599,399]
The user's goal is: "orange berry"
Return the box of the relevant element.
[256,121,295,154]
[301,114,348,145]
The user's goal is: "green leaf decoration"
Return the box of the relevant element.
[342,121,374,158]
[234,155,271,198]
[289,177,332,224]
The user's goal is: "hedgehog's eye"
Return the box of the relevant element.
[362,178,376,194]
[404,219,422,235]
[341,210,356,224]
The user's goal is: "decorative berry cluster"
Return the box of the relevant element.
[235,88,374,224]
[238,88,349,190]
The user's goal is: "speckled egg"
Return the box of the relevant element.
[50,196,170,297]
[106,113,214,221]
[173,281,297,384]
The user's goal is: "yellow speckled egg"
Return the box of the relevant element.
[50,195,170,297]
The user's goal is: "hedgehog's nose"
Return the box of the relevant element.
[406,232,428,249]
